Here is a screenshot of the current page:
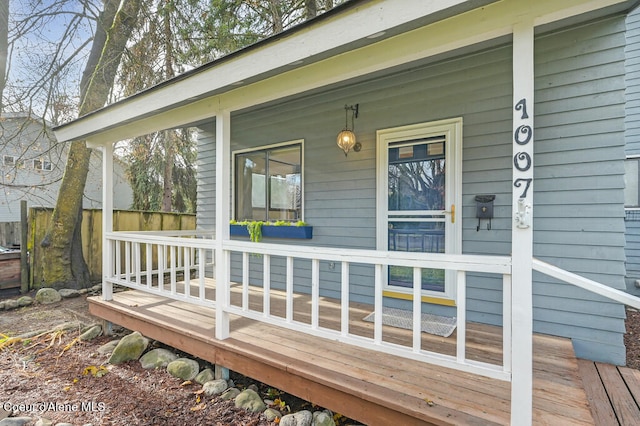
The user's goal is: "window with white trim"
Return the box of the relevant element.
[3,155,15,167]
[233,141,303,222]
[33,158,52,171]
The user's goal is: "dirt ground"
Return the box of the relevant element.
[0,293,346,426]
[1,292,639,425]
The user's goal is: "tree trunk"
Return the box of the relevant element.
[162,131,174,212]
[268,0,284,33]
[161,1,175,213]
[305,0,317,19]
[40,0,141,289]
[0,0,9,112]
[79,0,119,101]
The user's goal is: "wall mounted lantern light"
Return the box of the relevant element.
[337,104,360,156]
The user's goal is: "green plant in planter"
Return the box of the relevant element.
[273,220,307,227]
[230,220,308,242]
[245,221,263,242]
[230,220,264,242]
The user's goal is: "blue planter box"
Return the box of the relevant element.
[230,224,313,240]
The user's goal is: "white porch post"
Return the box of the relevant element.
[215,110,231,339]
[102,142,114,301]
[511,20,534,426]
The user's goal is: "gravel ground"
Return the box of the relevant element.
[624,307,640,370]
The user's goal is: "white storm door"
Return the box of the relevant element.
[376,118,462,301]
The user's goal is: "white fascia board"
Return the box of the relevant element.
[83,96,219,148]
[55,0,474,144]
[534,0,631,26]
[61,0,631,146]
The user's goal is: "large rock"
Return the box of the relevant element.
[35,288,61,304]
[54,321,83,331]
[313,410,336,426]
[279,410,313,426]
[3,300,18,310]
[264,408,282,421]
[108,332,149,364]
[220,388,241,400]
[16,296,33,307]
[0,418,34,426]
[139,348,178,370]
[202,379,228,396]
[97,340,120,355]
[166,358,200,381]
[79,325,102,341]
[234,389,266,413]
[195,367,215,385]
[58,289,80,298]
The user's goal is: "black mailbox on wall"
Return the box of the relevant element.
[475,195,495,231]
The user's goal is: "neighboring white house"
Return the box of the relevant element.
[0,113,132,223]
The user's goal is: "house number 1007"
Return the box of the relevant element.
[513,98,532,198]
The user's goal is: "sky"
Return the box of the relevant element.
[6,0,96,122]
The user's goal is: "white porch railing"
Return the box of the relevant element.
[104,230,216,307]
[532,258,640,310]
[105,230,513,381]
[221,239,513,380]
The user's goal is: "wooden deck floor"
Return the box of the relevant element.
[89,288,595,425]
[578,360,640,425]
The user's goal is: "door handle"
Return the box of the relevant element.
[442,204,455,223]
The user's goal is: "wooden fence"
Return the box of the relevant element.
[28,208,196,288]
[0,252,21,291]
[0,222,21,248]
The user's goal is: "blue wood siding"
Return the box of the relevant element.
[627,7,640,156]
[196,126,216,232]
[196,15,628,364]
[534,15,627,364]
[626,7,640,298]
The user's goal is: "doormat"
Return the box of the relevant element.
[363,307,457,337]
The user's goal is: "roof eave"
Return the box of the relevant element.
[54,0,636,146]
[53,0,496,143]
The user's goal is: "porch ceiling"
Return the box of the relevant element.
[53,0,634,147]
